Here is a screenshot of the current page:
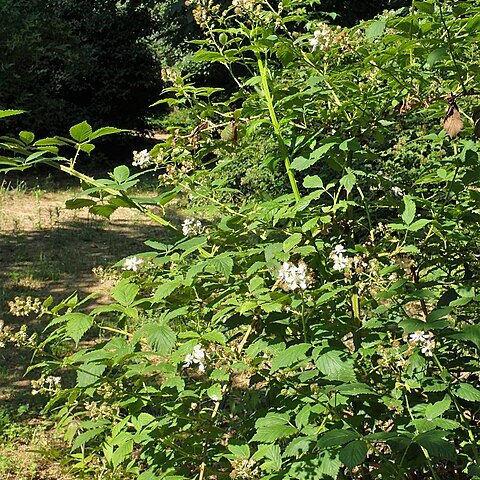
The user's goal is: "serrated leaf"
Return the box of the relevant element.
[19,131,35,144]
[315,350,356,382]
[340,172,356,193]
[209,255,233,278]
[111,438,134,468]
[270,343,310,373]
[154,278,184,300]
[285,436,314,457]
[427,47,447,67]
[283,233,302,252]
[262,444,282,472]
[207,384,223,401]
[202,331,226,344]
[365,20,386,39]
[0,109,24,119]
[77,363,106,387]
[415,431,456,461]
[228,444,250,459]
[425,396,451,420]
[407,219,431,231]
[142,323,176,355]
[113,165,130,183]
[72,428,104,451]
[89,127,125,140]
[454,383,480,402]
[289,452,341,479]
[112,280,139,306]
[303,175,323,189]
[402,195,416,225]
[70,121,92,142]
[65,198,97,209]
[339,440,368,469]
[252,413,296,443]
[449,325,480,349]
[318,429,358,448]
[65,313,93,345]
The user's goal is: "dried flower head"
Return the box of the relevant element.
[443,98,463,138]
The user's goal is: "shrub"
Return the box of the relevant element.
[2,0,480,478]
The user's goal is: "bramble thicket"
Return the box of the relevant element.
[2,0,480,478]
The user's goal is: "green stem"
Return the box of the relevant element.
[46,161,176,229]
[438,2,468,95]
[257,55,300,201]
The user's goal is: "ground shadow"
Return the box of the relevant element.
[0,206,183,414]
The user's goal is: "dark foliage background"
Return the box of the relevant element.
[0,0,412,136]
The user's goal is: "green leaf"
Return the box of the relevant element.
[339,440,368,469]
[402,195,416,225]
[209,254,234,278]
[285,436,315,457]
[112,280,139,306]
[427,47,448,67]
[270,343,310,373]
[453,383,480,402]
[77,363,106,387]
[365,20,386,40]
[177,237,208,253]
[65,313,93,345]
[154,278,184,300]
[291,143,335,171]
[252,413,296,443]
[65,198,97,209]
[340,172,356,193]
[289,452,341,479]
[70,121,92,142]
[303,175,323,189]
[414,1,435,14]
[315,350,356,382]
[142,323,176,355]
[407,219,431,231]
[283,233,303,253]
[318,429,358,448]
[228,444,250,459]
[193,50,226,63]
[111,438,134,468]
[262,444,282,473]
[449,325,480,349]
[425,396,451,420]
[89,127,126,140]
[0,109,24,119]
[72,428,104,451]
[113,165,130,183]
[207,384,223,401]
[415,431,456,461]
[19,131,35,144]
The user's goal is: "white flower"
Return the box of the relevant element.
[330,244,349,271]
[132,149,152,168]
[277,261,312,291]
[409,331,435,357]
[421,342,434,357]
[409,331,430,344]
[391,186,405,197]
[309,25,334,52]
[210,394,220,402]
[182,218,204,236]
[184,344,206,372]
[122,256,144,272]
